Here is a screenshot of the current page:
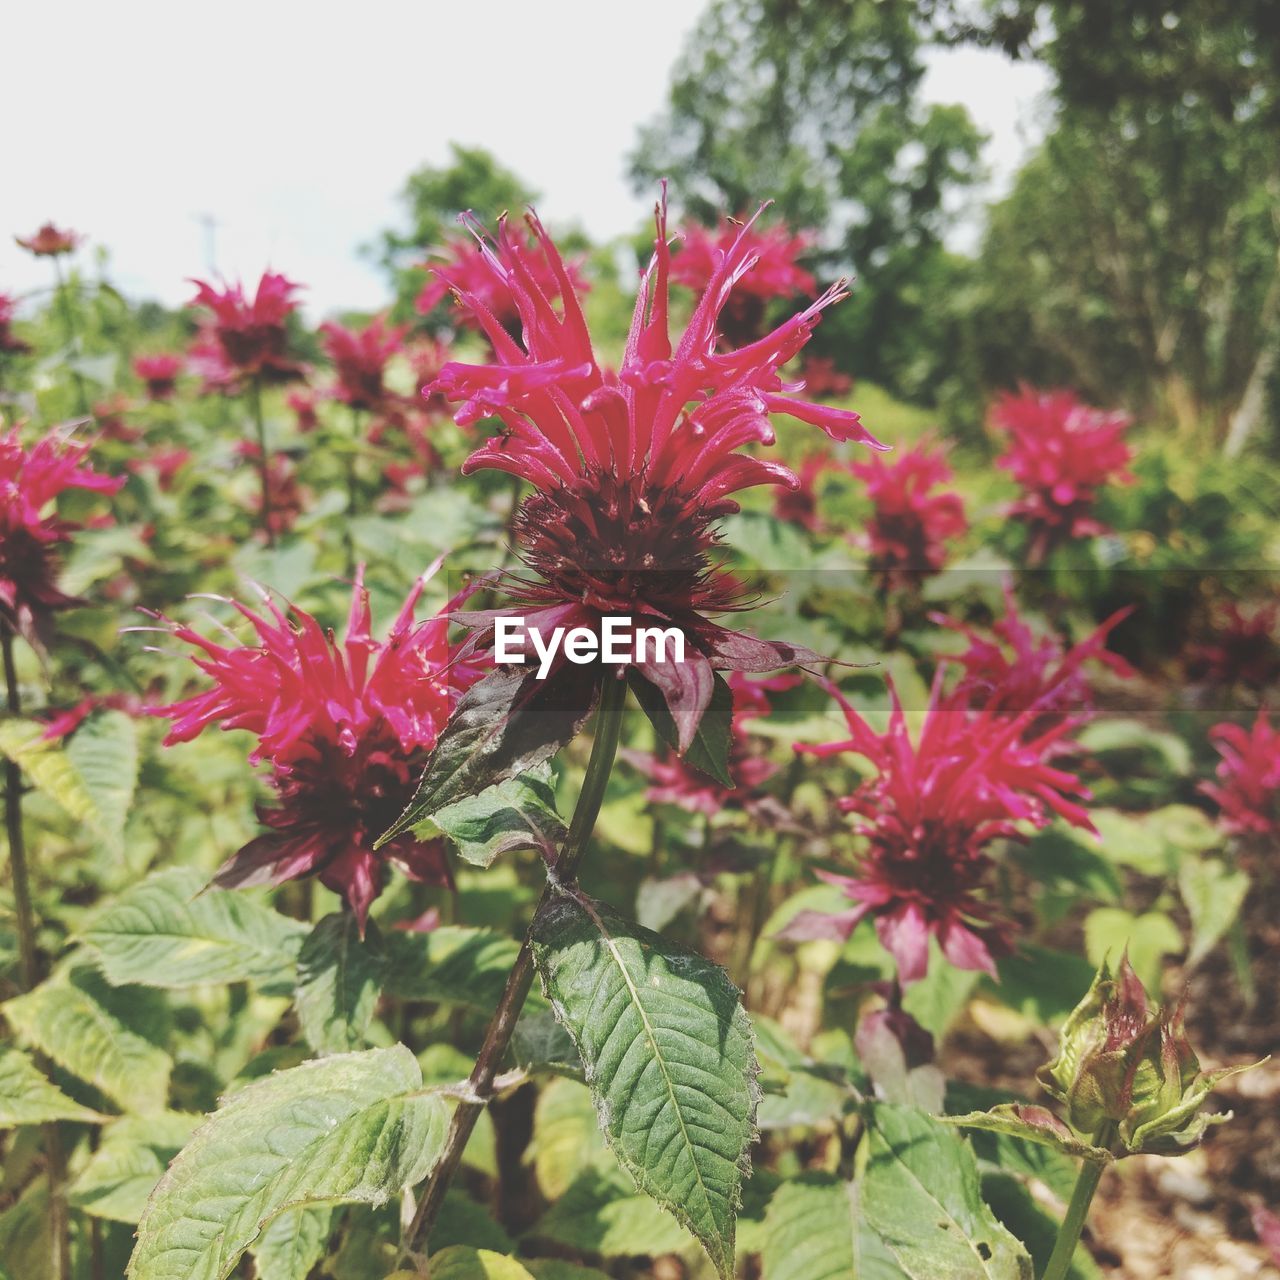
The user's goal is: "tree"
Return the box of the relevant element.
[629,0,986,404]
[372,144,538,321]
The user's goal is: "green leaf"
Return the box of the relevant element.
[379,665,598,845]
[525,1262,612,1280]
[993,946,1099,1026]
[249,1206,333,1280]
[979,1174,1103,1280]
[4,969,172,1114]
[628,668,733,787]
[0,719,110,843]
[1082,908,1182,991]
[858,1103,1033,1278]
[1179,857,1250,967]
[529,892,759,1279]
[128,1046,448,1280]
[530,1162,693,1258]
[761,1175,856,1280]
[66,710,139,848]
[385,925,536,1012]
[429,763,566,868]
[79,868,308,990]
[69,1113,202,1223]
[529,1078,607,1199]
[1076,719,1192,777]
[295,914,389,1054]
[0,1047,107,1127]
[427,1247,535,1279]
[943,1106,1111,1165]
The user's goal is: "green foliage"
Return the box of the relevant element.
[127,1046,448,1280]
[295,914,390,1054]
[0,1047,106,1128]
[428,763,567,868]
[530,892,760,1279]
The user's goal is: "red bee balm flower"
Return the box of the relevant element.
[672,219,816,348]
[852,440,967,588]
[1203,709,1280,838]
[0,426,122,631]
[319,315,407,412]
[133,353,184,401]
[417,233,590,340]
[15,223,82,257]
[772,453,831,532]
[188,272,304,387]
[151,569,478,927]
[0,293,31,355]
[782,675,1095,983]
[431,196,883,751]
[992,388,1134,562]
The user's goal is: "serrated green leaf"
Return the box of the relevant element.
[1179,857,1250,967]
[524,1262,612,1280]
[529,893,759,1279]
[0,1047,107,1128]
[295,914,389,1054]
[0,719,102,837]
[979,1174,1103,1280]
[1076,719,1192,777]
[859,1103,1032,1279]
[1082,908,1182,991]
[628,668,733,787]
[379,666,597,845]
[69,1112,202,1222]
[428,1247,535,1279]
[3,969,172,1114]
[761,1175,856,1280]
[430,763,566,868]
[530,1162,693,1258]
[127,1046,448,1280]
[79,868,307,990]
[250,1205,333,1280]
[66,710,138,848]
[943,1107,1111,1164]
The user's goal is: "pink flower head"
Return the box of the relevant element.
[92,394,140,444]
[798,355,852,401]
[130,445,192,492]
[936,584,1135,729]
[15,223,82,257]
[992,388,1134,562]
[1202,709,1280,838]
[286,388,320,433]
[132,353,184,401]
[852,439,967,587]
[672,218,817,349]
[430,193,885,751]
[623,671,799,815]
[0,425,123,629]
[188,271,304,387]
[783,673,1095,983]
[1189,599,1280,691]
[772,453,831,532]
[417,232,590,339]
[0,293,31,355]
[150,567,480,928]
[319,315,407,412]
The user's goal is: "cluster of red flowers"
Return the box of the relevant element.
[132,353,184,402]
[1203,708,1280,838]
[188,272,305,390]
[417,232,590,344]
[772,453,831,532]
[234,442,307,537]
[992,388,1134,562]
[0,426,122,635]
[1188,599,1280,691]
[319,316,407,413]
[0,293,31,356]
[785,595,1134,983]
[623,672,798,816]
[852,440,967,589]
[428,197,882,749]
[151,568,478,926]
[15,223,82,258]
[671,219,816,348]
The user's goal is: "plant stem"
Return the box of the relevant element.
[345,406,361,575]
[247,377,275,547]
[401,673,628,1261]
[1042,1127,1114,1280]
[2,627,71,1280]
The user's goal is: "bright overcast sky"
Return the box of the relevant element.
[1,1,1050,318]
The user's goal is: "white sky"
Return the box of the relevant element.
[1,1,1051,318]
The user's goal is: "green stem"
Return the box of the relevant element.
[2,627,71,1280]
[1042,1127,1114,1280]
[401,673,628,1261]
[246,378,275,547]
[344,406,361,575]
